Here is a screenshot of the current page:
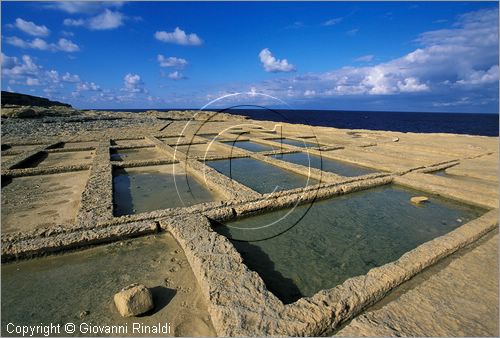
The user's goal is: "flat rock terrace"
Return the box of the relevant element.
[1,110,498,336]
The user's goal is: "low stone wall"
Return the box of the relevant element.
[162,209,498,336]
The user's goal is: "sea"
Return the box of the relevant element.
[106,109,499,137]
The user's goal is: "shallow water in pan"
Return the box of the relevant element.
[1,234,216,336]
[205,157,318,194]
[223,140,278,152]
[213,184,485,304]
[271,152,376,177]
[113,164,219,216]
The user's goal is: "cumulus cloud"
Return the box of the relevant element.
[245,8,497,105]
[259,48,296,73]
[167,71,186,80]
[63,9,124,30]
[1,54,39,78]
[57,38,80,52]
[154,27,203,46]
[14,18,50,36]
[5,36,80,52]
[88,9,123,30]
[1,53,85,98]
[77,81,101,91]
[62,72,81,83]
[157,55,188,68]
[45,1,123,14]
[456,65,499,85]
[122,73,145,93]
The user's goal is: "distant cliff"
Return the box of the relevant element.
[1,91,72,108]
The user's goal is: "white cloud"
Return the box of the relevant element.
[157,55,188,68]
[242,8,497,102]
[46,70,60,83]
[45,1,123,14]
[62,72,81,83]
[26,77,41,86]
[397,77,429,92]
[14,18,50,36]
[167,71,186,80]
[259,48,296,73]
[323,17,343,26]
[5,36,80,52]
[88,9,123,30]
[77,81,101,91]
[123,73,145,93]
[57,38,80,52]
[355,54,374,62]
[456,65,499,85]
[1,54,39,78]
[63,9,124,30]
[1,53,83,96]
[154,27,202,46]
[63,18,85,27]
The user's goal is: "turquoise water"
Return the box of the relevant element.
[205,157,318,194]
[213,185,484,303]
[223,141,278,152]
[113,165,218,216]
[271,152,376,177]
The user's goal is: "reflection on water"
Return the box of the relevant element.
[205,157,318,194]
[113,164,218,216]
[214,185,485,304]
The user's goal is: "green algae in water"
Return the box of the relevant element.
[223,140,278,152]
[271,152,376,177]
[213,185,485,304]
[205,157,319,194]
[1,234,215,337]
[113,164,218,216]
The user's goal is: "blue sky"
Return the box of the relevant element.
[1,1,498,112]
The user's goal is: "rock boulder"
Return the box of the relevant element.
[114,283,154,317]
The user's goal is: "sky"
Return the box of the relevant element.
[1,1,498,112]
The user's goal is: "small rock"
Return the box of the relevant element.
[78,310,90,319]
[457,218,463,223]
[392,137,399,142]
[113,283,154,317]
[170,266,179,273]
[410,196,429,205]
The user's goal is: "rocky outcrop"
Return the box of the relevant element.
[1,91,71,108]
[1,105,79,118]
